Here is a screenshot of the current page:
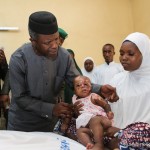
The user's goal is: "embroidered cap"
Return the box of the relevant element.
[29,11,58,35]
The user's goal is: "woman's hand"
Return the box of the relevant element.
[104,126,120,137]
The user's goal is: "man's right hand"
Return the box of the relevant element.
[52,102,73,118]
[73,101,84,117]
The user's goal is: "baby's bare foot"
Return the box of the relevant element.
[86,143,94,149]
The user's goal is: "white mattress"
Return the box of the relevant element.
[0,131,85,150]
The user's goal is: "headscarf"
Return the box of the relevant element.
[83,57,94,64]
[124,32,150,77]
[109,32,150,128]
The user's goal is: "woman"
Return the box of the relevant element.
[110,32,150,128]
[81,57,97,84]
[106,32,150,149]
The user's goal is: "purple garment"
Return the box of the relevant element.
[118,122,150,149]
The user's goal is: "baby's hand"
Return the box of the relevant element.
[107,111,114,120]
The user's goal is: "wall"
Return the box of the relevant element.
[132,0,150,37]
[0,0,134,67]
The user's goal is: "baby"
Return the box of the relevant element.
[61,75,114,150]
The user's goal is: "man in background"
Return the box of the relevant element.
[58,28,68,46]
[94,43,124,85]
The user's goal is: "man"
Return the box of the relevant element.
[58,28,68,46]
[8,11,118,132]
[94,43,124,85]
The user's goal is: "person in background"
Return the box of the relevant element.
[58,28,68,46]
[64,49,82,104]
[67,49,82,75]
[94,43,124,85]
[105,32,150,149]
[7,11,118,132]
[0,48,8,98]
[81,57,97,84]
[0,47,10,129]
[57,27,68,100]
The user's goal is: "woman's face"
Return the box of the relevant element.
[119,41,143,71]
[84,59,94,72]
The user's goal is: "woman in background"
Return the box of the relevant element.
[0,47,10,129]
[81,57,97,84]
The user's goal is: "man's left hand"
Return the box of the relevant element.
[100,84,119,102]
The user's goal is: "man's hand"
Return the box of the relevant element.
[100,84,119,102]
[52,102,73,118]
[73,100,84,117]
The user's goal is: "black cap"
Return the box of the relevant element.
[28,11,58,35]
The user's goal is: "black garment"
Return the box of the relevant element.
[0,61,9,130]
[1,71,10,95]
[0,62,8,92]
